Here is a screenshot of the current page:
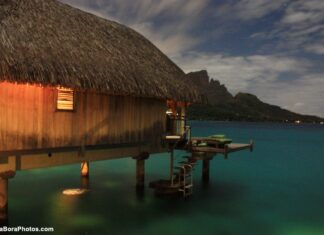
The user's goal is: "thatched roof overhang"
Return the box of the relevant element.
[0,0,202,103]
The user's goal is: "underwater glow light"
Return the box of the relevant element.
[62,188,89,196]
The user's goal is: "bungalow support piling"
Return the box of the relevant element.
[81,161,89,178]
[202,157,212,183]
[80,175,90,189]
[0,177,7,225]
[80,162,90,189]
[170,149,174,184]
[133,153,149,190]
[0,171,15,225]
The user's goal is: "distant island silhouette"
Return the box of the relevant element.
[186,70,324,123]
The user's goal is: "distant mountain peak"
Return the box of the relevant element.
[186,70,210,87]
[186,71,324,123]
[186,70,233,105]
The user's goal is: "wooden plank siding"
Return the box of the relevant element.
[0,82,166,153]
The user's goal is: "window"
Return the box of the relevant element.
[57,87,74,111]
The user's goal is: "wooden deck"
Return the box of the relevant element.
[149,135,254,197]
[189,137,253,158]
[163,135,253,160]
[190,140,253,159]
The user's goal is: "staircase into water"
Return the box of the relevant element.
[150,124,253,197]
[149,154,197,197]
[172,156,196,197]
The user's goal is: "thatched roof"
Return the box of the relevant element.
[0,0,202,102]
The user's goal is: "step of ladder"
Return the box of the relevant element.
[174,158,194,197]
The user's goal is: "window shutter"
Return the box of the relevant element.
[57,88,74,111]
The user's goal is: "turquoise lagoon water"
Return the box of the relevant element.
[9,121,324,235]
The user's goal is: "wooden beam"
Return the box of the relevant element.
[0,142,149,158]
[8,146,155,171]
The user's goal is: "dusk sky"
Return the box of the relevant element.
[60,0,324,117]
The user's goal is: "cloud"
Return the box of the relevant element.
[281,11,314,25]
[305,42,324,55]
[173,52,324,117]
[60,0,208,56]
[279,0,324,33]
[251,0,324,55]
[264,74,324,116]
[172,52,309,92]
[128,22,199,56]
[216,0,288,21]
[292,102,305,109]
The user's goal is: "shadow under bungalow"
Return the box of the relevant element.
[0,0,252,224]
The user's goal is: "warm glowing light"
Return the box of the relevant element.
[295,120,301,124]
[165,135,181,140]
[320,122,324,125]
[166,109,173,115]
[57,87,74,110]
[62,188,89,196]
[81,162,89,177]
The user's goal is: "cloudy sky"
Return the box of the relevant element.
[60,0,324,117]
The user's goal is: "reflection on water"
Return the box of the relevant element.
[80,176,90,190]
[50,190,106,234]
[7,122,324,235]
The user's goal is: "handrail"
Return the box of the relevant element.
[185,125,191,144]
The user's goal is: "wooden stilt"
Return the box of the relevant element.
[0,171,15,226]
[170,149,174,183]
[80,175,90,189]
[136,159,145,189]
[0,177,8,225]
[202,159,210,183]
[133,152,149,189]
[81,161,89,178]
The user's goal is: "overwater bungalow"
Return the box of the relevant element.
[0,0,252,223]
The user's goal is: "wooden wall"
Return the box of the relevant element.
[0,82,166,153]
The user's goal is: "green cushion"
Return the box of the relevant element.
[197,142,208,147]
[216,138,232,144]
[209,134,226,139]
